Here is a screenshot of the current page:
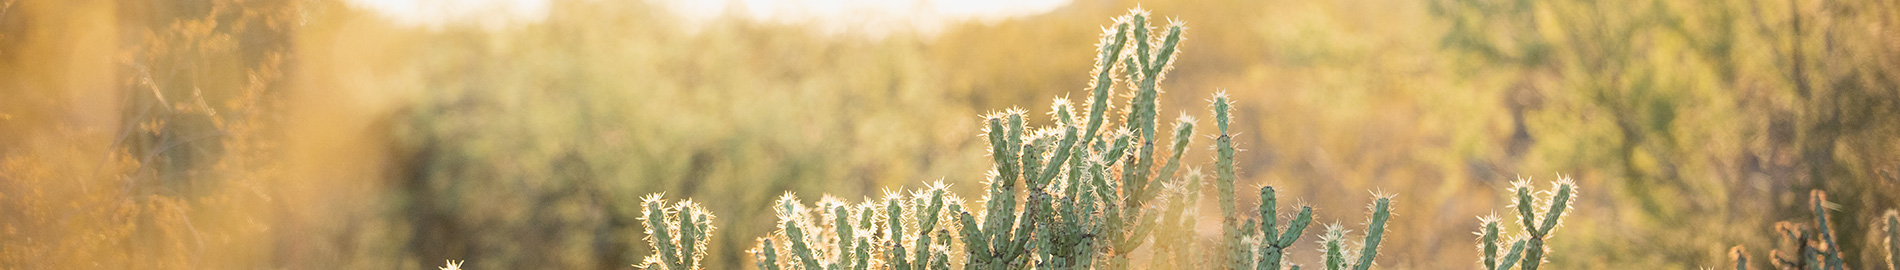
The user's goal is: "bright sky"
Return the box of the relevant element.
[344,0,1072,34]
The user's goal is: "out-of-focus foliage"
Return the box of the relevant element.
[2,0,1898,268]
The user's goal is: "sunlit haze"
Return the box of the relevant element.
[344,0,1072,34]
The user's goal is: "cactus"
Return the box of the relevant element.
[1728,246,1749,270]
[1476,177,1574,270]
[1726,190,1870,270]
[1254,186,1317,270]
[749,185,963,270]
[1304,197,1392,270]
[638,194,717,270]
[1883,210,1899,270]
[716,8,1435,270]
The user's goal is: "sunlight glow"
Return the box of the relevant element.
[345,0,1070,34]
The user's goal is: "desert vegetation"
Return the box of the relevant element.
[643,10,1587,270]
[6,0,1900,269]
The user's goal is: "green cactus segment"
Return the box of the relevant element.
[1083,22,1131,142]
[679,207,702,269]
[1538,183,1572,236]
[1034,125,1082,189]
[1809,190,1844,270]
[1480,219,1500,270]
[1148,24,1184,77]
[1513,185,1536,237]
[911,189,947,270]
[1321,225,1346,270]
[832,205,855,263]
[1351,198,1391,270]
[638,195,716,270]
[1255,185,1317,270]
[1127,12,1152,83]
[1481,178,1575,270]
[642,199,683,270]
[776,196,824,270]
[1497,239,1526,270]
[1261,187,1280,243]
[1884,210,1899,270]
[755,238,781,270]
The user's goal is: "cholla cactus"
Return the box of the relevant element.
[1883,210,1898,270]
[1308,196,1393,270]
[1252,186,1316,270]
[716,7,1425,270]
[1726,190,1849,270]
[752,185,962,270]
[639,194,717,270]
[1476,177,1575,270]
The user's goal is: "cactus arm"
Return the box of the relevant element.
[756,238,782,270]
[831,206,853,267]
[1147,24,1183,77]
[1322,226,1346,270]
[642,199,684,270]
[1035,126,1082,189]
[1082,22,1130,142]
[1514,186,1538,237]
[1481,220,1500,270]
[1537,182,1573,235]
[782,202,824,270]
[1350,198,1391,270]
[956,210,988,267]
[1128,12,1152,84]
[1884,210,1899,270]
[679,206,700,269]
[1261,186,1280,242]
[1498,239,1526,270]
[1278,206,1316,248]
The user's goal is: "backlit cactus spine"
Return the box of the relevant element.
[638,194,717,270]
[1883,210,1898,270]
[1476,177,1574,270]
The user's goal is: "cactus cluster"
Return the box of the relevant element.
[623,8,1594,270]
[1473,178,1575,270]
[638,194,717,270]
[1727,190,1900,270]
[749,186,962,270]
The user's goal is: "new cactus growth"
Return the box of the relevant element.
[1476,177,1574,270]
[639,195,717,270]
